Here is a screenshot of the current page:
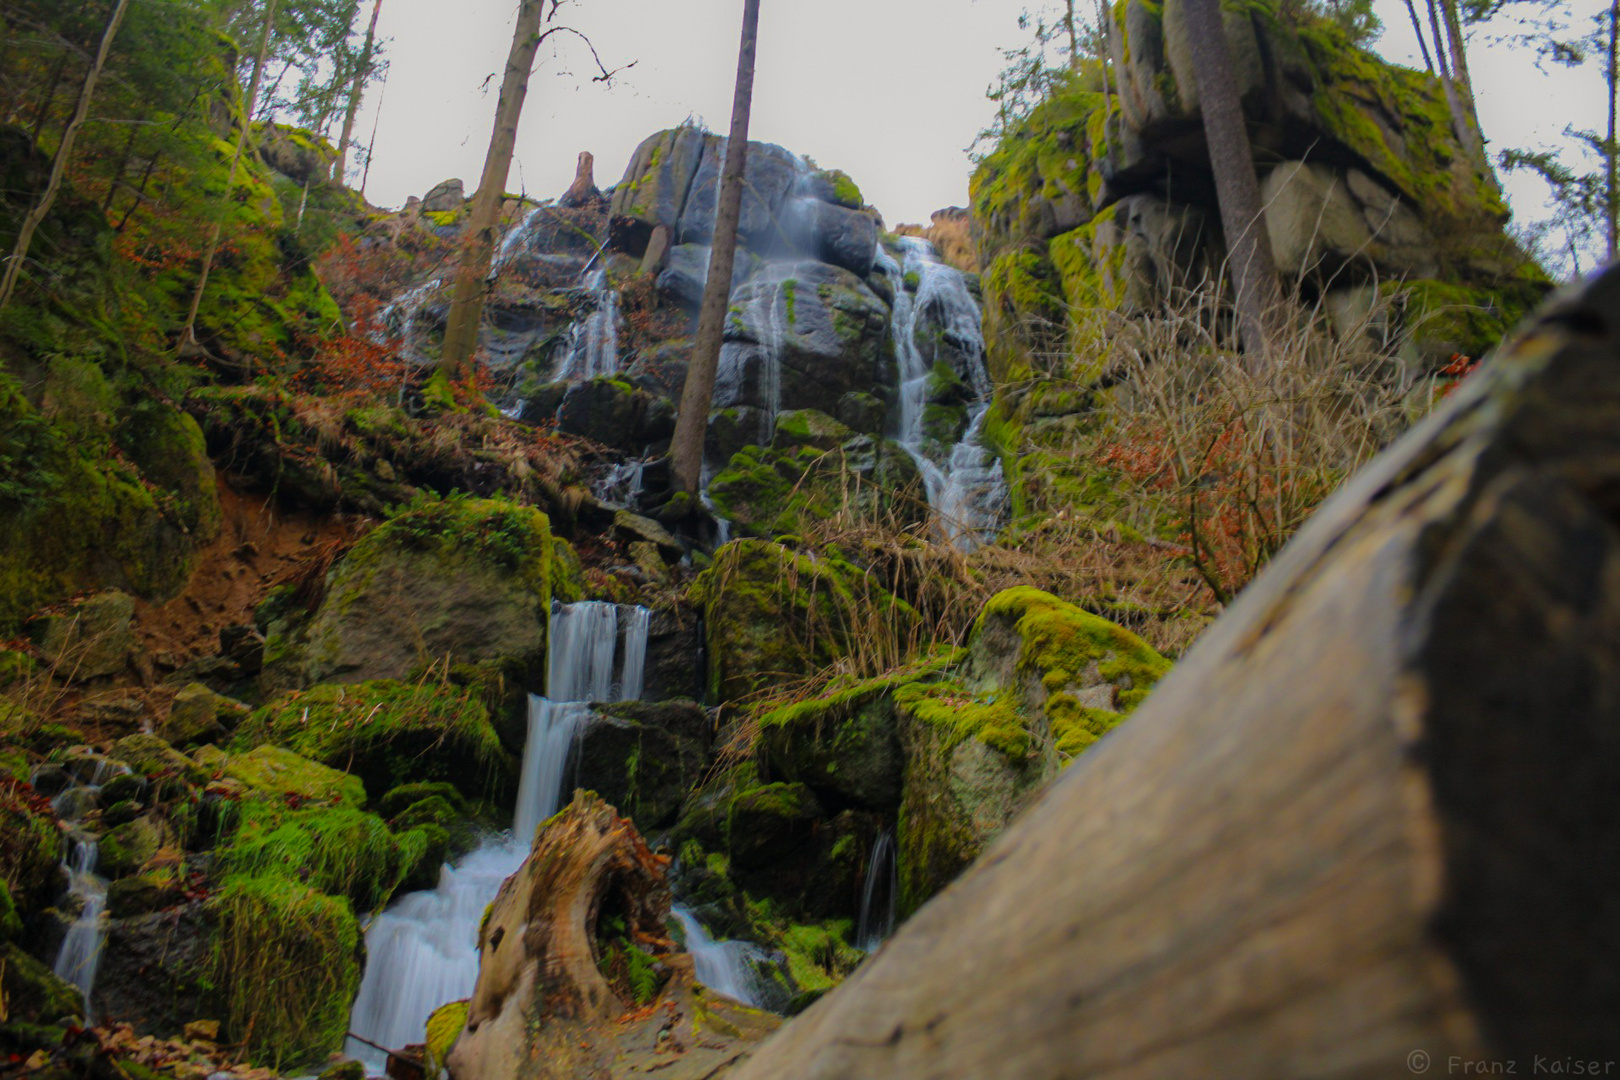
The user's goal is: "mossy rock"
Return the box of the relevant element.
[207,873,361,1071]
[574,700,710,834]
[217,800,429,912]
[162,683,247,747]
[106,872,184,917]
[690,539,917,704]
[223,745,367,807]
[380,781,466,818]
[0,788,61,910]
[27,590,136,681]
[424,999,469,1077]
[235,679,508,804]
[0,880,21,941]
[109,734,209,786]
[98,815,166,879]
[0,943,82,1024]
[272,495,555,689]
[726,782,822,871]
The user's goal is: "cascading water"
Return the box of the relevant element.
[875,238,1008,550]
[855,832,897,953]
[346,601,651,1066]
[45,759,124,1019]
[375,277,444,367]
[53,836,106,1017]
[670,905,770,1008]
[554,265,622,382]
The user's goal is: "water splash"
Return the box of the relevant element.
[671,905,770,1008]
[52,836,106,1018]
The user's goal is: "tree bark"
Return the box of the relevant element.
[1435,0,1489,173]
[1607,0,1617,263]
[727,267,1620,1078]
[1064,0,1081,72]
[180,0,279,349]
[438,0,550,380]
[1402,0,1435,73]
[1181,0,1280,359]
[332,0,383,185]
[0,0,129,312]
[667,0,761,498]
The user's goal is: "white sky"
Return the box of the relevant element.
[348,0,1610,250]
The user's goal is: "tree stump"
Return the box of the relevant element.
[728,271,1620,1078]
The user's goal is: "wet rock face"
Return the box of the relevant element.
[574,700,711,833]
[95,905,211,1034]
[640,606,704,703]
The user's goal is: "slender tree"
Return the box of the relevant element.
[667,0,761,499]
[1063,0,1081,71]
[331,0,383,184]
[0,0,129,311]
[1182,0,1281,358]
[180,0,280,351]
[1403,0,1436,72]
[440,0,624,378]
[1608,0,1617,262]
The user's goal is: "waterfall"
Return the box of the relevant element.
[375,276,444,367]
[875,238,1008,551]
[855,832,897,953]
[46,760,123,1020]
[347,601,652,1067]
[52,836,106,1018]
[670,905,769,1008]
[554,266,622,382]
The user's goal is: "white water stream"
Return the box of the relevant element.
[670,905,770,1008]
[46,757,126,1021]
[553,265,622,383]
[855,831,897,953]
[346,601,650,1066]
[875,238,1008,551]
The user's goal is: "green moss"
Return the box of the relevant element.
[223,744,368,807]
[0,943,82,1024]
[425,1000,469,1077]
[217,800,422,911]
[774,921,861,997]
[234,678,505,801]
[208,873,361,1071]
[424,209,461,227]
[781,278,798,325]
[894,677,1031,760]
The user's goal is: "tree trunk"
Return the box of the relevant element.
[1064,0,1081,72]
[438,0,549,380]
[667,0,761,498]
[0,0,129,312]
[180,0,280,349]
[1181,0,1280,359]
[727,267,1620,1079]
[332,0,383,185]
[1607,0,1617,263]
[444,792,780,1080]
[1402,0,1435,73]
[1436,0,1489,173]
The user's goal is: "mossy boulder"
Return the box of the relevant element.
[98,815,166,879]
[161,683,248,747]
[109,734,209,786]
[27,590,136,681]
[218,800,431,912]
[555,376,675,452]
[0,879,22,941]
[0,788,61,911]
[268,496,556,689]
[691,539,911,704]
[0,943,82,1024]
[708,411,926,539]
[96,903,212,1037]
[894,588,1169,914]
[106,872,184,917]
[727,782,822,871]
[208,873,361,1070]
[574,700,711,833]
[223,745,367,807]
[235,679,508,804]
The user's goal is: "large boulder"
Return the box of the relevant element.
[265,497,558,689]
[28,590,137,681]
[608,126,708,253]
[95,904,211,1034]
[677,137,803,249]
[574,700,711,833]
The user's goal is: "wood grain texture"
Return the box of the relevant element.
[728,271,1620,1079]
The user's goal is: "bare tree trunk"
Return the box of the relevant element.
[1064,0,1081,72]
[727,271,1620,1080]
[1402,0,1435,73]
[1094,0,1115,160]
[0,0,129,312]
[1424,0,1484,179]
[1182,0,1280,359]
[667,0,761,499]
[332,0,383,185]
[180,0,280,350]
[1608,0,1617,263]
[1437,0,1489,173]
[438,0,550,380]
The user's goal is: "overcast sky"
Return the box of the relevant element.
[347,0,1608,254]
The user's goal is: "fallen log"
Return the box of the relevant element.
[446,791,779,1080]
[729,271,1620,1079]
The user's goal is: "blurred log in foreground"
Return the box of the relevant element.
[730,269,1620,1079]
